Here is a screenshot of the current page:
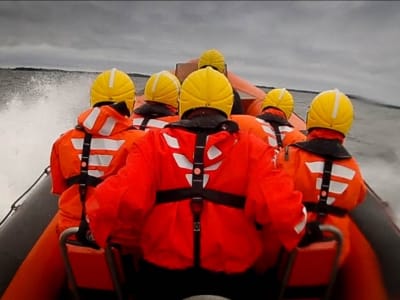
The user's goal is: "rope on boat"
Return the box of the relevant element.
[0,166,51,227]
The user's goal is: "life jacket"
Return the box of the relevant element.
[278,137,367,265]
[160,115,244,268]
[50,105,146,236]
[87,113,306,273]
[290,138,352,220]
[257,112,306,148]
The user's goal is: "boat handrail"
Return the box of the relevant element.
[0,166,51,227]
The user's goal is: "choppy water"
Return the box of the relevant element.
[0,68,399,227]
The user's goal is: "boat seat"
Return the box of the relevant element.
[59,227,126,300]
[276,224,343,300]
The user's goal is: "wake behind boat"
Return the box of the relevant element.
[0,63,399,300]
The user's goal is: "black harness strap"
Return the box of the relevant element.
[66,175,102,187]
[75,132,94,241]
[156,188,245,209]
[257,113,292,149]
[159,117,242,267]
[272,123,284,148]
[138,117,151,131]
[316,159,333,223]
[304,202,347,218]
[191,132,207,268]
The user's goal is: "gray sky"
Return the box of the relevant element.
[1,1,400,106]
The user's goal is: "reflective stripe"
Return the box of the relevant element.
[278,125,294,133]
[203,174,209,187]
[326,196,336,205]
[204,161,222,171]
[71,138,124,151]
[78,154,113,167]
[133,118,169,129]
[207,145,222,160]
[185,174,192,185]
[261,124,274,135]
[99,117,116,136]
[316,178,349,194]
[278,88,286,100]
[163,132,180,149]
[184,174,210,188]
[147,119,169,128]
[261,124,278,147]
[268,136,278,147]
[83,107,100,130]
[88,169,104,177]
[167,134,223,189]
[82,108,117,136]
[132,118,144,127]
[332,88,340,119]
[173,153,192,169]
[109,68,117,88]
[306,161,356,180]
[295,206,307,234]
[306,161,355,204]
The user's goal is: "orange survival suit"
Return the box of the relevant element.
[278,128,367,265]
[87,116,306,274]
[50,104,145,236]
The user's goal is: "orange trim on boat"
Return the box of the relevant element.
[1,213,66,300]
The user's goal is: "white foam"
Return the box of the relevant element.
[0,73,93,219]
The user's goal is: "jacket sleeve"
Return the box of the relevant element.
[245,140,306,251]
[86,135,157,248]
[49,140,67,195]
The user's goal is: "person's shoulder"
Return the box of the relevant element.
[55,127,79,140]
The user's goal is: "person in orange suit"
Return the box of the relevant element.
[256,88,306,148]
[277,89,367,266]
[50,68,146,241]
[131,70,180,131]
[87,67,306,299]
[229,89,305,152]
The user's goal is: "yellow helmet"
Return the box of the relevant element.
[198,48,226,73]
[306,89,354,136]
[90,68,135,112]
[179,67,233,118]
[262,88,294,119]
[144,70,181,108]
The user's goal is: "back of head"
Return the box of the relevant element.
[198,49,226,73]
[90,68,135,113]
[179,67,233,118]
[307,89,354,136]
[262,88,294,119]
[144,70,181,108]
